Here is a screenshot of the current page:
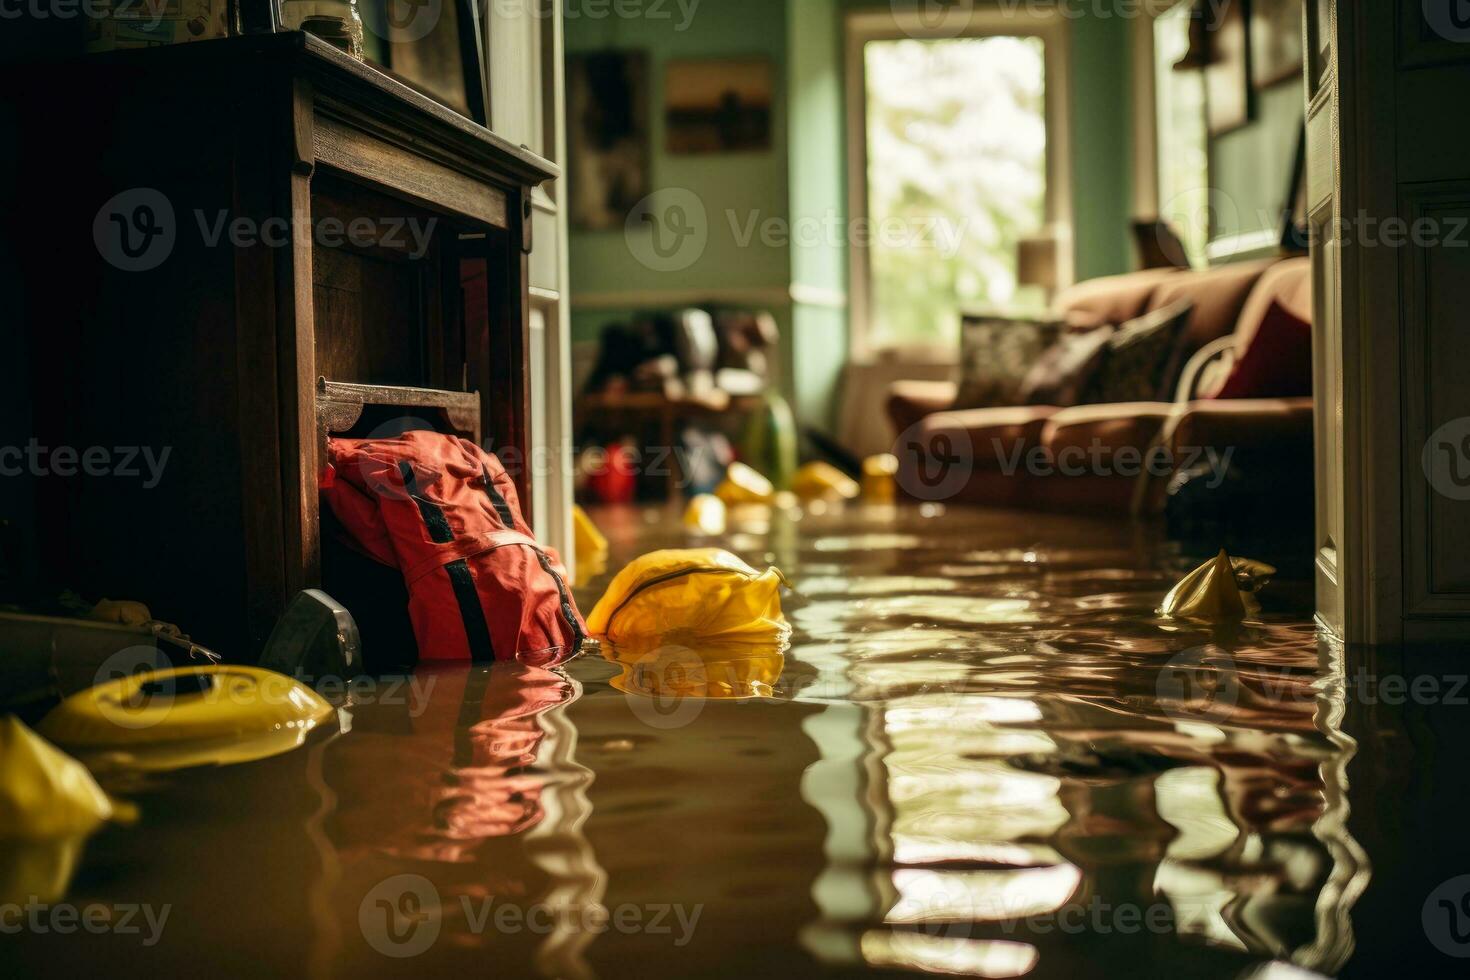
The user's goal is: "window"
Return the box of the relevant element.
[847,13,1069,359]
[1153,2,1210,267]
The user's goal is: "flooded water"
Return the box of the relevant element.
[11,503,1468,977]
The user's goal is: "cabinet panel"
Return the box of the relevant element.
[1402,185,1470,613]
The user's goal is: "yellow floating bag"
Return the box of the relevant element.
[586,548,791,648]
[861,453,899,503]
[572,505,609,584]
[715,462,776,506]
[603,634,786,700]
[573,505,608,563]
[0,716,128,840]
[0,717,138,904]
[1160,550,1277,623]
[792,461,860,502]
[683,493,728,535]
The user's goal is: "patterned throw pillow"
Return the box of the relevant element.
[1083,301,1194,404]
[953,313,1066,410]
[1016,325,1116,407]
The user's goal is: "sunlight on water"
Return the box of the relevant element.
[15,506,1366,980]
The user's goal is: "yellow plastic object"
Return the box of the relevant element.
[604,634,786,700]
[38,665,335,772]
[683,493,728,535]
[1161,550,1277,623]
[586,548,791,649]
[715,461,776,506]
[573,505,608,563]
[0,718,136,903]
[792,461,860,502]
[90,598,152,626]
[862,453,899,503]
[0,717,124,840]
[572,505,610,585]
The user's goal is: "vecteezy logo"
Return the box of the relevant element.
[1156,645,1241,722]
[93,188,176,272]
[894,417,974,502]
[1423,875,1470,957]
[889,0,976,39]
[362,0,443,43]
[622,643,709,730]
[92,645,176,730]
[359,874,442,958]
[1423,417,1470,501]
[1423,0,1470,43]
[625,189,708,272]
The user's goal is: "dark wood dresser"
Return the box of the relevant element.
[8,33,558,656]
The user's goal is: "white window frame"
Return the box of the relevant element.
[844,7,1075,364]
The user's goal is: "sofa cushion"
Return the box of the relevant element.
[1146,257,1277,352]
[1211,298,1313,399]
[1017,325,1116,407]
[1055,268,1180,329]
[1083,301,1193,404]
[887,379,959,436]
[907,406,1058,471]
[895,406,1060,506]
[1033,402,1178,515]
[1041,401,1177,458]
[953,314,1065,410]
[1232,256,1312,357]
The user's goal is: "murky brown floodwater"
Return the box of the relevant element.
[17,501,1452,978]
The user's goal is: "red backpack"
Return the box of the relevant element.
[322,431,586,666]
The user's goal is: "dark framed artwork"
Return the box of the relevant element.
[357,0,489,125]
[664,58,774,155]
[1205,0,1252,136]
[1251,0,1305,88]
[567,51,652,231]
[1280,127,1310,252]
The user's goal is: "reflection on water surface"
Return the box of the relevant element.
[12,505,1373,979]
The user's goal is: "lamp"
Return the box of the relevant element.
[1016,232,1061,307]
[1173,0,1215,71]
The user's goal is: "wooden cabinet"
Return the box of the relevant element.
[8,33,557,657]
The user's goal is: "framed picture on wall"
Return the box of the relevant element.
[1251,0,1305,88]
[1205,0,1252,136]
[567,51,652,231]
[1280,127,1310,251]
[664,58,774,155]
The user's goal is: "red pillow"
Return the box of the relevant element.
[1212,299,1313,399]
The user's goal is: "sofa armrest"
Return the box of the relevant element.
[1132,396,1315,515]
[1173,335,1237,405]
[1168,397,1316,454]
[887,380,959,436]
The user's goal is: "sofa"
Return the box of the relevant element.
[886,256,1313,516]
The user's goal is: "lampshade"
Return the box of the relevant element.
[1016,234,1059,292]
[1173,0,1214,71]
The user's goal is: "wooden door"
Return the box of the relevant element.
[1315,1,1470,643]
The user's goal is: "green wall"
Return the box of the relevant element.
[1065,10,1135,280]
[566,0,791,332]
[566,0,1137,431]
[1209,82,1304,241]
[787,0,847,429]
